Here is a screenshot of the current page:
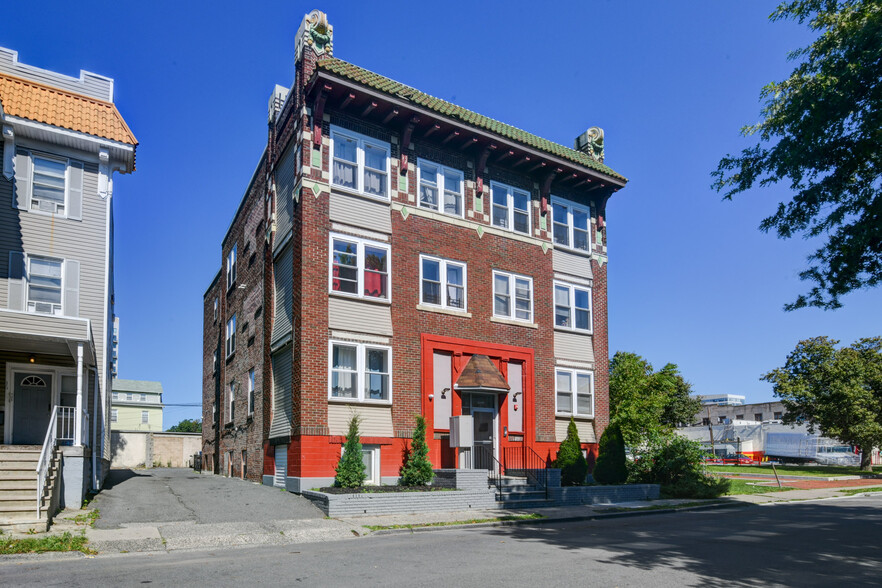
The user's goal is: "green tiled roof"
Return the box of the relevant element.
[316,58,626,182]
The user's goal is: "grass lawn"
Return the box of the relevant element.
[839,486,882,497]
[707,464,881,478]
[0,531,94,555]
[724,479,796,495]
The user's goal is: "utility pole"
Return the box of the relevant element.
[707,406,716,457]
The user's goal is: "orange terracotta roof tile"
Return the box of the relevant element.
[0,72,137,146]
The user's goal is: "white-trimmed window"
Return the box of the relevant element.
[490,182,531,235]
[213,297,218,320]
[420,255,466,310]
[330,126,390,199]
[225,314,237,358]
[556,368,594,417]
[31,154,67,214]
[27,256,63,315]
[111,409,118,423]
[417,160,464,217]
[126,393,133,401]
[140,393,146,402]
[493,271,533,322]
[554,282,592,333]
[329,234,390,300]
[329,341,391,403]
[141,410,149,424]
[551,197,591,252]
[227,382,235,424]
[226,244,237,290]
[247,368,255,415]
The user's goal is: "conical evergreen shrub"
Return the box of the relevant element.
[553,417,588,485]
[593,423,628,484]
[400,415,434,486]
[334,415,367,488]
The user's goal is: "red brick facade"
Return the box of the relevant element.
[202,11,626,488]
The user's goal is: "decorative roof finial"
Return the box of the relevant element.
[574,127,605,163]
[295,9,333,61]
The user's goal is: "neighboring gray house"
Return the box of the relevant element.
[0,47,137,528]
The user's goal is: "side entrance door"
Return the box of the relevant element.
[11,373,54,445]
[274,444,288,488]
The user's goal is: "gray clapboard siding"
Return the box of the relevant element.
[0,48,114,101]
[0,308,89,340]
[328,296,393,336]
[327,403,393,437]
[269,347,293,439]
[274,144,296,245]
[554,330,595,364]
[271,243,294,345]
[329,190,392,234]
[0,148,107,388]
[555,418,596,443]
[552,249,593,280]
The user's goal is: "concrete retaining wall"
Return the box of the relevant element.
[303,488,497,517]
[110,431,202,468]
[549,484,660,505]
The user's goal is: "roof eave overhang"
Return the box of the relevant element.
[308,70,627,189]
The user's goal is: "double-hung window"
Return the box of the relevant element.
[555,368,594,417]
[491,182,531,235]
[31,155,67,214]
[554,282,592,333]
[329,342,391,402]
[417,160,464,217]
[551,197,591,252]
[141,410,149,424]
[27,256,63,315]
[331,127,390,199]
[226,244,237,290]
[111,409,118,423]
[420,255,466,310]
[329,234,390,300]
[225,314,237,358]
[247,368,255,415]
[228,382,235,424]
[493,271,533,322]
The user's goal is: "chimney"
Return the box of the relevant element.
[574,127,604,163]
[268,84,289,123]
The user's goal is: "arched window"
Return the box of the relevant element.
[21,375,47,387]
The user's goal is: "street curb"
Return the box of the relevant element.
[365,501,748,536]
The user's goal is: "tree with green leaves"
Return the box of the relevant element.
[400,415,434,486]
[334,415,366,488]
[166,419,202,433]
[608,352,680,448]
[553,418,589,485]
[661,375,703,428]
[712,1,882,310]
[763,336,882,470]
[593,423,628,485]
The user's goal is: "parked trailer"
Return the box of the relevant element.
[765,432,859,466]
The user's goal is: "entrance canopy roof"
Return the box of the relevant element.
[454,355,510,393]
[0,309,95,365]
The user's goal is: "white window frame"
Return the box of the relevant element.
[555,368,594,418]
[225,314,237,358]
[247,368,255,416]
[111,409,118,423]
[30,153,69,216]
[227,382,235,424]
[419,255,467,311]
[25,255,64,316]
[226,244,237,290]
[492,270,533,323]
[330,126,391,200]
[416,159,465,218]
[328,233,391,302]
[141,410,149,424]
[553,281,593,334]
[490,181,531,236]
[213,297,218,320]
[550,196,592,253]
[328,341,392,404]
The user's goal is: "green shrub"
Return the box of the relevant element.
[400,415,434,486]
[553,417,588,485]
[593,423,628,484]
[334,415,367,488]
[632,435,729,498]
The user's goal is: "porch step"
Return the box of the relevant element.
[0,518,49,532]
[0,450,42,460]
[0,479,38,491]
[0,506,50,521]
[0,462,40,471]
[0,445,42,451]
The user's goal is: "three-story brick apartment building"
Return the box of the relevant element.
[0,47,136,525]
[202,10,627,491]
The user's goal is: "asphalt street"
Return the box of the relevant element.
[3,493,881,587]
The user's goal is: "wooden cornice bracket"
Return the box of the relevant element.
[424,123,441,138]
[312,88,330,147]
[528,161,547,173]
[540,170,558,215]
[459,137,478,151]
[382,108,400,124]
[441,131,460,145]
[399,116,420,175]
[340,92,355,109]
[475,145,495,193]
[362,101,377,117]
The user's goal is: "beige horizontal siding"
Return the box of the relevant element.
[328,296,393,336]
[552,249,593,280]
[554,331,595,364]
[0,308,89,340]
[328,403,393,437]
[555,417,596,443]
[329,190,392,234]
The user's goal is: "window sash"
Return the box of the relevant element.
[552,197,591,253]
[420,256,466,310]
[329,234,390,301]
[553,281,592,333]
[418,160,463,217]
[32,156,66,205]
[227,245,237,289]
[556,368,594,416]
[491,183,531,235]
[248,369,255,414]
[329,342,392,403]
[141,411,149,424]
[331,128,390,199]
[226,315,237,357]
[493,271,532,322]
[27,257,63,311]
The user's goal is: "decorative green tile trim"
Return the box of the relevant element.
[476,225,484,239]
[293,183,302,204]
[311,148,322,168]
[398,175,407,192]
[400,206,409,220]
[475,193,483,213]
[541,242,549,254]
[304,180,328,199]
[539,215,547,231]
[593,254,607,267]
[596,230,603,245]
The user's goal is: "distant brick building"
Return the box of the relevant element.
[202,10,627,490]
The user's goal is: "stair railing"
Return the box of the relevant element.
[486,451,505,498]
[503,445,551,500]
[36,406,60,518]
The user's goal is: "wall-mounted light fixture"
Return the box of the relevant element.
[441,387,450,400]
[28,355,35,363]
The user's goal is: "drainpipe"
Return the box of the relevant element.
[75,343,83,446]
[92,369,98,489]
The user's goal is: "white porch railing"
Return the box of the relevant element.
[36,406,90,517]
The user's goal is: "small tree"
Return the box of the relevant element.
[334,415,366,488]
[400,415,434,486]
[593,423,628,485]
[553,418,588,485]
[167,419,202,433]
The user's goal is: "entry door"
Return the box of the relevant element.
[274,444,288,488]
[472,409,495,471]
[12,373,54,445]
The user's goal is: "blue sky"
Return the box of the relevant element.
[4,1,878,426]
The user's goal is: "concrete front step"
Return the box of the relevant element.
[0,451,42,460]
[0,470,38,480]
[0,507,49,521]
[0,463,40,472]
[0,518,49,532]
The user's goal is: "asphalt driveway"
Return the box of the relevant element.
[92,468,324,529]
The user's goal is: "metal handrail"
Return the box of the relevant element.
[487,452,505,498]
[503,445,551,500]
[36,406,59,518]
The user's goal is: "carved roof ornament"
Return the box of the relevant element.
[295,9,333,61]
[574,127,605,163]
